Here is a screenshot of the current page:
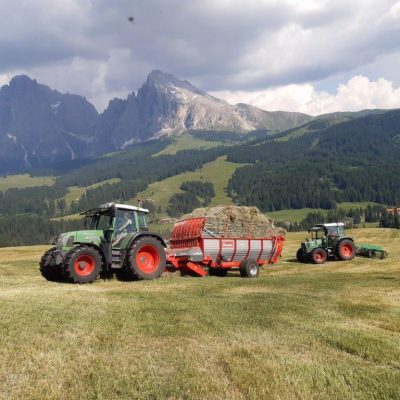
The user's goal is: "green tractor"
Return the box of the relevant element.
[296,222,356,264]
[39,203,167,283]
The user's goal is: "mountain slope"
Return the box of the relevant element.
[0,75,98,173]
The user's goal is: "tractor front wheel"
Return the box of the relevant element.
[124,237,166,280]
[39,247,64,282]
[239,259,260,278]
[63,246,103,283]
[311,248,327,264]
[296,248,306,263]
[337,240,356,261]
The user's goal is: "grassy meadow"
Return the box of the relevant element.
[0,174,55,191]
[0,228,399,399]
[136,156,245,214]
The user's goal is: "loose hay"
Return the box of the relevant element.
[182,205,285,238]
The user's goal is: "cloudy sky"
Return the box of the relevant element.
[1,0,400,115]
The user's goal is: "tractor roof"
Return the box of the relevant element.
[79,202,149,216]
[320,222,344,227]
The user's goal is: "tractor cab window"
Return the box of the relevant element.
[311,228,325,240]
[115,210,136,233]
[137,212,149,230]
[96,213,113,230]
[86,213,112,230]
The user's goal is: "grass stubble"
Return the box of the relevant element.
[0,229,399,399]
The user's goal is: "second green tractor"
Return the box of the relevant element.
[296,222,356,264]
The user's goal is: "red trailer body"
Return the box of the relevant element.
[167,217,285,277]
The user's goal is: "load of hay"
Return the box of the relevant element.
[181,205,285,238]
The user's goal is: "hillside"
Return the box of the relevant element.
[227,109,400,211]
[1,229,398,399]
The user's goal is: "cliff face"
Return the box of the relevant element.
[95,70,313,149]
[0,75,98,172]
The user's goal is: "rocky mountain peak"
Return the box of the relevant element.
[145,69,207,97]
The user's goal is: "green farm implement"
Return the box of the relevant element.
[356,244,388,259]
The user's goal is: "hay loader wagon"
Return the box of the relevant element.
[166,217,285,277]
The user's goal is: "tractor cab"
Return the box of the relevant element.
[82,203,150,235]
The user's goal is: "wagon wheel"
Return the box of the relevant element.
[239,259,260,278]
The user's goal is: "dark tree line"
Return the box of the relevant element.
[167,181,216,217]
[70,180,147,214]
[0,215,83,247]
[380,209,400,229]
[0,186,68,217]
[281,205,386,232]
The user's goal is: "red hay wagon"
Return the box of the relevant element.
[166,217,285,277]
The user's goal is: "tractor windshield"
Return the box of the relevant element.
[115,209,136,233]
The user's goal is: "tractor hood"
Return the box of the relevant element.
[56,230,104,250]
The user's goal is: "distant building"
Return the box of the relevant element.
[386,207,400,215]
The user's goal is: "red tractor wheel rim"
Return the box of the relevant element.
[315,251,324,261]
[136,245,160,273]
[341,244,353,257]
[74,255,96,276]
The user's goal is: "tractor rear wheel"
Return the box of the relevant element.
[63,246,102,283]
[239,259,260,278]
[124,237,166,280]
[39,247,64,282]
[337,240,356,261]
[296,248,306,263]
[311,248,327,264]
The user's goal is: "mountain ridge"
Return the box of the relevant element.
[0,70,395,175]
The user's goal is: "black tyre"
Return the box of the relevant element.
[208,268,228,277]
[124,237,166,280]
[239,259,260,278]
[63,246,103,283]
[337,239,356,261]
[311,248,327,264]
[39,247,64,282]
[296,248,306,263]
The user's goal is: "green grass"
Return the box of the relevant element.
[275,126,310,142]
[153,134,224,156]
[0,174,55,191]
[269,202,384,223]
[0,228,399,399]
[136,156,245,214]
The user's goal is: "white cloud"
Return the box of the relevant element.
[212,76,400,116]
